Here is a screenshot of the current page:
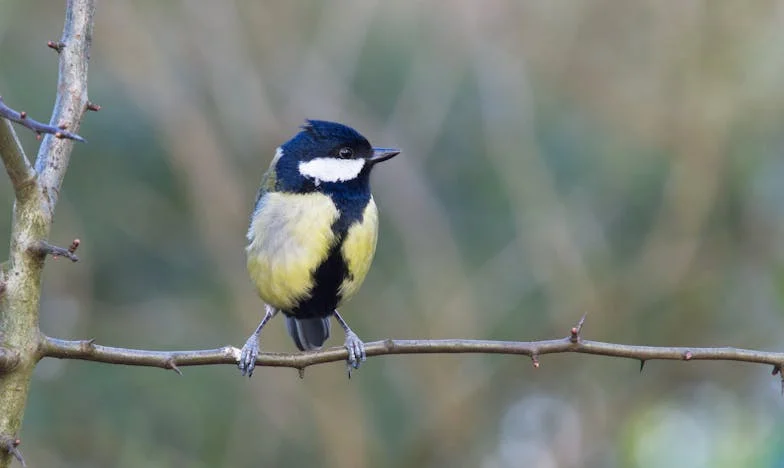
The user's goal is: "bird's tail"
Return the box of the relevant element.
[285,316,331,351]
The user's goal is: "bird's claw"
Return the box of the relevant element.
[344,331,367,377]
[238,334,260,378]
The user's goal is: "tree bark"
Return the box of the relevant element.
[0,1,95,466]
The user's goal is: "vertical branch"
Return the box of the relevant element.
[0,1,95,467]
[34,0,95,209]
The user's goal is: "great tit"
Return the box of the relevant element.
[238,120,399,377]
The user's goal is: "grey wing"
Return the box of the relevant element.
[248,167,278,240]
[252,167,278,213]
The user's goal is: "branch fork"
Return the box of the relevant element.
[0,97,85,142]
[0,1,94,466]
[0,348,20,374]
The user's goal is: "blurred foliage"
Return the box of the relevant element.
[2,1,784,467]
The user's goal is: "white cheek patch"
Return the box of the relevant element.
[298,157,366,183]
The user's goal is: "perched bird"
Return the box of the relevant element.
[239,120,399,377]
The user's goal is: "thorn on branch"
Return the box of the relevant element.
[47,40,65,53]
[773,366,784,396]
[298,368,305,379]
[79,338,95,353]
[0,96,85,142]
[0,436,25,467]
[531,354,540,369]
[639,360,646,373]
[570,312,588,343]
[86,102,101,112]
[165,358,182,376]
[28,239,80,262]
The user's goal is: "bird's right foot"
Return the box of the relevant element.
[238,334,260,378]
[239,305,277,378]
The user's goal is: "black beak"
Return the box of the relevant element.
[367,147,400,165]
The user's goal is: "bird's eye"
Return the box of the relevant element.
[338,147,354,159]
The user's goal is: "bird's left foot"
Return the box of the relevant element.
[333,309,367,377]
[238,334,260,378]
[344,331,367,376]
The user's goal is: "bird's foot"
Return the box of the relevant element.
[238,334,260,378]
[344,331,367,377]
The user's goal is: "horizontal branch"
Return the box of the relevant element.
[41,337,238,374]
[41,333,784,377]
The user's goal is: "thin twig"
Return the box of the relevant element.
[27,239,80,262]
[34,0,95,208]
[0,119,36,200]
[41,331,784,377]
[0,97,85,142]
[0,437,24,468]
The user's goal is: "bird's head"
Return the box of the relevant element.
[272,120,399,193]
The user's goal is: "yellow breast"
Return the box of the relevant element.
[338,198,379,306]
[246,192,339,310]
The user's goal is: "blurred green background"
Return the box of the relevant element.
[2,1,784,467]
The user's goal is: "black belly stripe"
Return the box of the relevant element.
[288,240,348,319]
[286,183,371,319]
[284,194,370,318]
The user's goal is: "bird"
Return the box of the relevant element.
[238,120,399,377]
